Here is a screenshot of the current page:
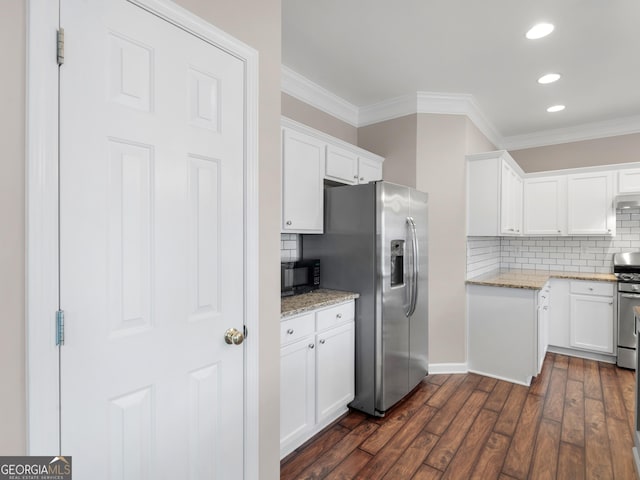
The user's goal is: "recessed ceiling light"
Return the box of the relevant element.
[538,73,561,84]
[547,105,565,113]
[526,23,555,40]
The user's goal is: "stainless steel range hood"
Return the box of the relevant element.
[616,194,640,210]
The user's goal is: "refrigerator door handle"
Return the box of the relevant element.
[406,217,419,317]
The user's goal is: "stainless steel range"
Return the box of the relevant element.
[613,252,640,369]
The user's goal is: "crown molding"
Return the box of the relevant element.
[281,65,359,127]
[502,114,640,150]
[281,66,640,151]
[359,91,503,147]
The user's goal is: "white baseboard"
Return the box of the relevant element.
[428,362,468,374]
[467,368,532,387]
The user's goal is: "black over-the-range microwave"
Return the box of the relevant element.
[281,259,320,297]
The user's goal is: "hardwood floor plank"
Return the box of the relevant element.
[584,398,614,479]
[568,356,586,382]
[615,367,636,437]
[425,374,450,386]
[502,393,545,479]
[485,380,513,413]
[295,421,379,479]
[425,374,482,435]
[478,376,498,393]
[440,409,498,480]
[426,374,467,409]
[361,385,437,455]
[554,354,569,369]
[561,379,585,447]
[469,432,511,480]
[583,359,603,400]
[281,354,637,480]
[381,429,439,480]
[411,464,443,480]
[494,384,528,436]
[529,353,553,397]
[354,405,437,480]
[339,410,368,430]
[557,442,585,480]
[600,363,628,421]
[529,418,561,480]
[543,367,568,423]
[323,449,372,480]
[280,424,351,480]
[607,416,636,480]
[424,390,488,471]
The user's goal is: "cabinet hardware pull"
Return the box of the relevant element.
[353,175,358,179]
[286,328,294,335]
[336,313,342,319]
[286,220,292,226]
[360,177,364,181]
[308,343,315,349]
[320,339,326,344]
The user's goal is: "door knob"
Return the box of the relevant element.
[224,328,245,345]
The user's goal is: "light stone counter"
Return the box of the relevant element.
[466,269,617,290]
[281,289,359,319]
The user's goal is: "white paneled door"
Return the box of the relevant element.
[59,1,245,478]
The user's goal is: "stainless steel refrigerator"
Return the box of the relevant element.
[303,181,428,416]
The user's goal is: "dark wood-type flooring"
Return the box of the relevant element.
[281,353,639,479]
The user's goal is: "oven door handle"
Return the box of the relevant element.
[620,293,640,299]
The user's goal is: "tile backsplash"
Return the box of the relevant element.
[467,208,640,278]
[281,233,300,262]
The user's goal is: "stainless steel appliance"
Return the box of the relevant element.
[303,181,428,416]
[613,252,640,369]
[281,259,320,297]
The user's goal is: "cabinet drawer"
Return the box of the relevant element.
[316,302,355,332]
[570,281,613,297]
[281,313,315,346]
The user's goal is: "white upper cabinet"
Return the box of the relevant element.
[281,128,325,233]
[618,168,640,194]
[524,176,567,235]
[324,145,382,185]
[567,172,615,236]
[500,161,523,235]
[357,156,383,184]
[325,145,359,185]
[467,150,524,236]
[281,118,384,234]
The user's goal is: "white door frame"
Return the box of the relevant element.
[26,1,260,478]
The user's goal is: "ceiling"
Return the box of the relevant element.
[282,0,640,147]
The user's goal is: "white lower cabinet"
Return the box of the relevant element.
[537,283,550,372]
[569,292,615,354]
[280,301,355,458]
[316,322,355,424]
[548,279,615,357]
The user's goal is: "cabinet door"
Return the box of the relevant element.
[569,294,615,354]
[358,156,383,184]
[618,168,640,194]
[500,161,522,235]
[325,144,358,185]
[567,172,615,235]
[280,336,316,452]
[524,176,567,235]
[316,322,355,424]
[282,128,325,233]
[548,279,570,348]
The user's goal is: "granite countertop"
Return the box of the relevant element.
[281,289,359,319]
[466,269,617,290]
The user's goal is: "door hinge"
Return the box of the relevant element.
[57,28,65,65]
[56,309,65,346]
